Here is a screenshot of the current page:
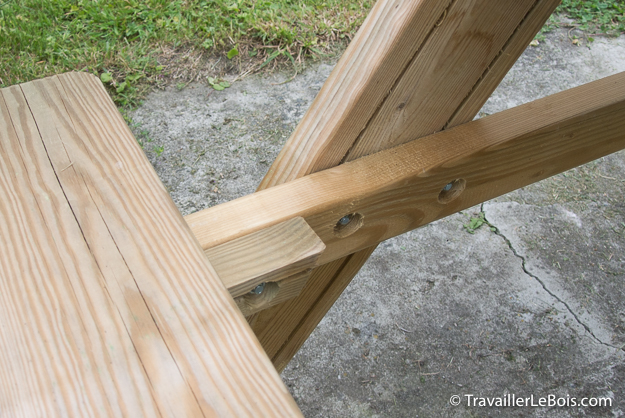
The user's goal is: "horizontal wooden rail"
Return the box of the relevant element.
[186,71,625,263]
[206,217,325,316]
[250,0,563,371]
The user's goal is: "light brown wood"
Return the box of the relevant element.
[187,71,625,261]
[246,247,378,371]
[258,0,451,188]
[249,0,562,369]
[0,73,301,417]
[445,0,567,128]
[233,270,312,317]
[346,0,536,159]
[205,217,325,316]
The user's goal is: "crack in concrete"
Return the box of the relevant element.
[480,203,621,351]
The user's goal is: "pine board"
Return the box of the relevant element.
[0,73,301,417]
[250,0,563,369]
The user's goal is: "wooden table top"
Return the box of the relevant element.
[0,72,300,417]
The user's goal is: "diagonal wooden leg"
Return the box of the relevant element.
[252,0,562,371]
[248,247,377,370]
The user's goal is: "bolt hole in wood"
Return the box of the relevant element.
[334,213,364,238]
[235,282,281,315]
[438,178,466,204]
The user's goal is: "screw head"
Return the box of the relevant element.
[438,179,466,204]
[338,215,351,226]
[250,283,266,295]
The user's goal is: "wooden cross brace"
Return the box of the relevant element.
[1,0,624,415]
[212,0,625,372]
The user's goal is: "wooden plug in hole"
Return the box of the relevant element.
[334,213,364,238]
[438,179,466,204]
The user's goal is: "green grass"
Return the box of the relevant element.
[0,0,623,107]
[558,0,625,34]
[0,0,372,105]
[535,0,625,42]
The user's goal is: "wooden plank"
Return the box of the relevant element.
[250,0,562,370]
[207,217,325,297]
[205,217,325,316]
[260,0,559,186]
[346,0,537,159]
[258,0,452,188]
[445,0,568,128]
[187,71,625,261]
[246,248,377,368]
[196,72,617,367]
[0,73,301,417]
[233,270,312,318]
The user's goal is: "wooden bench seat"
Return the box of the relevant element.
[0,72,301,417]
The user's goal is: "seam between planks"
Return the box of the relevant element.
[58,75,234,416]
[0,91,69,417]
[5,85,107,417]
[55,76,207,418]
[80,176,168,417]
[59,73,292,416]
[443,0,545,129]
[20,86,112,416]
[19,78,191,417]
[339,0,457,165]
[22,82,161,417]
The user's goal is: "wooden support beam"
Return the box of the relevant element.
[260,0,561,186]
[205,217,325,316]
[186,70,625,357]
[0,73,301,416]
[187,71,625,258]
[248,0,563,371]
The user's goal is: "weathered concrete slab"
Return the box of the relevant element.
[131,28,625,417]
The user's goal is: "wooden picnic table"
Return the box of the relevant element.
[2,0,625,415]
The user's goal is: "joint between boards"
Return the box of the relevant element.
[443,0,548,130]
[338,0,457,164]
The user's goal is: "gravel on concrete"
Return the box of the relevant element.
[130,28,625,417]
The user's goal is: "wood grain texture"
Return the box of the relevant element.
[0,73,301,417]
[247,247,378,371]
[205,217,325,316]
[346,0,536,159]
[257,0,451,188]
[249,0,562,369]
[188,71,625,263]
[445,0,564,128]
[234,270,312,317]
